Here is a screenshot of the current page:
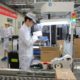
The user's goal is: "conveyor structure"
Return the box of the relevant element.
[0,69,55,80]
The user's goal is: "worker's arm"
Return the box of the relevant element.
[19,29,38,47]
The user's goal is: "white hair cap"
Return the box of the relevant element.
[26,12,36,23]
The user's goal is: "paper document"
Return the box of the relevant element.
[33,31,42,37]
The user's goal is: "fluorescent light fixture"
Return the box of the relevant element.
[40,21,69,26]
[40,19,70,26]
[21,8,30,11]
[10,4,26,5]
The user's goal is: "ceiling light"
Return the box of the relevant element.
[21,8,30,11]
[40,19,70,26]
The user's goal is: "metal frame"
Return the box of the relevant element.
[40,19,71,47]
[0,69,55,80]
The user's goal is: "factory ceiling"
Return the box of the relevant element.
[0,0,79,19]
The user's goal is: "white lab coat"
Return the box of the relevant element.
[7,26,14,37]
[3,26,14,52]
[19,24,38,71]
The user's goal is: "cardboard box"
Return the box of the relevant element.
[74,38,80,58]
[40,47,60,62]
[55,68,76,80]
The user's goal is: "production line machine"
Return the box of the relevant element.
[0,68,55,80]
[0,53,73,80]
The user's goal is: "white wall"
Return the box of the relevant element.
[0,15,15,27]
[0,3,24,35]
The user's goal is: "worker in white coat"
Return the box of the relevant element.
[1,22,14,61]
[19,12,38,71]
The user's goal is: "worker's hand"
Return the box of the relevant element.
[32,35,38,42]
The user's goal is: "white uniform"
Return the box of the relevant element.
[7,26,14,37]
[19,24,38,71]
[3,26,14,52]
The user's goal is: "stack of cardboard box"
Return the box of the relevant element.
[40,47,60,62]
[74,38,80,58]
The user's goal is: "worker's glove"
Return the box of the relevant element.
[32,35,38,42]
